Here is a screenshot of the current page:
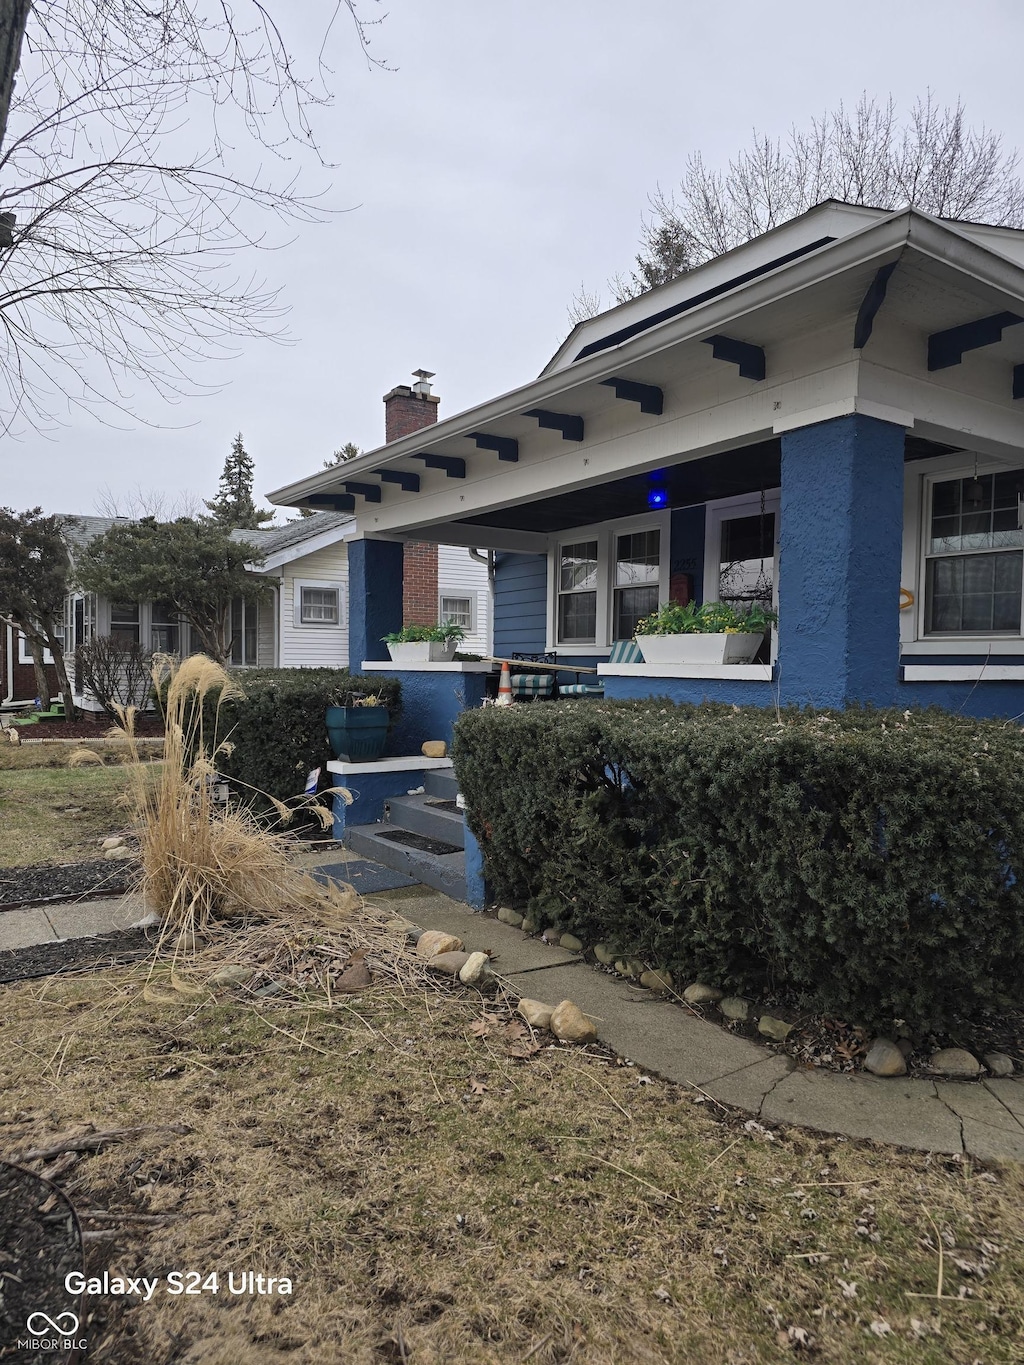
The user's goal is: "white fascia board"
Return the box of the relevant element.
[904,212,1024,308]
[270,214,918,511]
[246,522,357,573]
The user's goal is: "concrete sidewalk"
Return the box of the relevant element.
[3,879,1023,1163]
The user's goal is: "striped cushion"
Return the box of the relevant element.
[608,638,643,664]
[558,683,604,697]
[511,674,554,698]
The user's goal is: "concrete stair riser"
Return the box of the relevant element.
[423,769,459,801]
[384,794,465,849]
[343,824,467,902]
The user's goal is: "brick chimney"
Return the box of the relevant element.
[384,370,440,627]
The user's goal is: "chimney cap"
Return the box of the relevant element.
[411,368,435,397]
[412,368,435,381]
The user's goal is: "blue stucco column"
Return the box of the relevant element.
[348,537,403,666]
[778,413,904,709]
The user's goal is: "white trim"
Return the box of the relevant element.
[249,520,357,572]
[772,396,914,434]
[903,665,1024,681]
[361,660,494,673]
[599,662,773,681]
[294,579,342,628]
[327,756,454,776]
[901,640,1024,655]
[438,591,477,633]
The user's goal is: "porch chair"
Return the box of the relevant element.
[509,652,556,701]
[558,638,643,698]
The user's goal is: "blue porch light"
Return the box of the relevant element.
[647,486,668,509]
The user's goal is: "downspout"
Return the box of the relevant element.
[468,548,495,654]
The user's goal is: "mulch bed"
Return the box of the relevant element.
[0,859,140,912]
[0,929,153,985]
[0,1161,84,1360]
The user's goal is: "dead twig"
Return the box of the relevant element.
[13,1123,190,1163]
[522,1333,553,1361]
[587,1153,687,1206]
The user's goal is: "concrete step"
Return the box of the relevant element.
[385,793,464,849]
[343,824,467,903]
[423,768,459,801]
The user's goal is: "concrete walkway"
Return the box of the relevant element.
[3,878,1022,1163]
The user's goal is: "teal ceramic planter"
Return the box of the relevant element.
[325,706,389,762]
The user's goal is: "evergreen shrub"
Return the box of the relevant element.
[451,701,1024,1030]
[161,668,401,810]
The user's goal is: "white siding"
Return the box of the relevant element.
[256,594,277,668]
[277,544,349,669]
[438,545,491,654]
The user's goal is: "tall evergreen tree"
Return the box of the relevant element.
[205,433,275,529]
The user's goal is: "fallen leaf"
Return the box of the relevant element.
[334,961,372,992]
[469,1079,488,1095]
[869,1319,892,1337]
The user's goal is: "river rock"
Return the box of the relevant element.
[497,906,524,928]
[559,933,584,952]
[549,1000,597,1044]
[720,996,752,1022]
[427,951,472,976]
[209,964,254,988]
[415,930,463,960]
[640,969,673,994]
[101,836,124,850]
[593,943,617,965]
[517,998,553,1030]
[421,740,447,758]
[104,845,134,860]
[615,958,645,979]
[458,951,492,986]
[864,1039,907,1077]
[757,1015,794,1042]
[683,982,724,1005]
[520,915,540,934]
[930,1048,982,1078]
[983,1052,1015,1077]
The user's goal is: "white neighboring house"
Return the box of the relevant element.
[60,512,491,710]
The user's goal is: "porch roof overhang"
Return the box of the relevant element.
[270,207,1024,547]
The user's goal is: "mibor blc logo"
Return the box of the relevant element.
[26,1310,80,1336]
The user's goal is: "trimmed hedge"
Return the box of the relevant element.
[170,669,401,811]
[451,701,1024,1030]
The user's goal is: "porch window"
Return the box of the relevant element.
[110,601,140,644]
[613,529,660,639]
[230,598,258,665]
[151,600,181,654]
[924,471,1024,634]
[557,539,598,643]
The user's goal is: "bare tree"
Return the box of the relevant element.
[0,1,388,432]
[571,94,1024,321]
[93,484,204,520]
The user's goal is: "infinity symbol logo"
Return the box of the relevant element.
[26,1311,80,1336]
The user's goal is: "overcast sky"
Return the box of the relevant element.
[5,0,1024,518]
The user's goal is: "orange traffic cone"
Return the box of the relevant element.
[496,661,513,706]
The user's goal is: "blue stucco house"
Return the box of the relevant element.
[271,201,1024,729]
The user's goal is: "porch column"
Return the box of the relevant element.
[777,413,905,709]
[348,537,403,666]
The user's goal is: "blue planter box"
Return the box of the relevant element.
[325,706,389,763]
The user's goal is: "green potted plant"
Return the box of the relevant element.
[382,619,467,663]
[634,600,776,665]
[325,690,389,763]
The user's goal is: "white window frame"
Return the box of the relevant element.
[294,581,341,628]
[546,510,670,653]
[438,593,476,633]
[18,628,61,666]
[703,490,781,663]
[901,451,1024,654]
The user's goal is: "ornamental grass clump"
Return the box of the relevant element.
[96,655,356,950]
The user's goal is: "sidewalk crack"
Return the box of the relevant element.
[933,1091,967,1153]
[980,1082,1024,1135]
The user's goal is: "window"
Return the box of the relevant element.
[18,626,62,666]
[557,539,599,643]
[230,597,258,665]
[924,470,1024,635]
[294,581,341,628]
[613,530,660,639]
[439,595,475,632]
[110,601,140,644]
[151,600,182,654]
[300,586,340,624]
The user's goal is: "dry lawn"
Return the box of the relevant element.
[0,763,140,866]
[2,919,1023,1364]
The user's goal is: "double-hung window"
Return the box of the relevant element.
[923,469,1024,636]
[439,595,474,632]
[110,601,140,644]
[552,515,667,649]
[230,597,258,665]
[299,586,340,625]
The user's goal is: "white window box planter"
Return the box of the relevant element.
[635,632,764,665]
[386,640,457,664]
